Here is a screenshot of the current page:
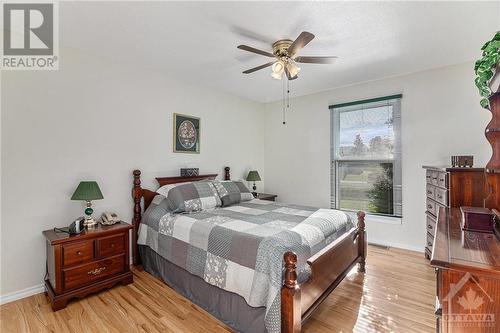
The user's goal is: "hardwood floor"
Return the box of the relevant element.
[0,245,436,333]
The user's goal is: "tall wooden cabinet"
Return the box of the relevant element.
[422,166,485,259]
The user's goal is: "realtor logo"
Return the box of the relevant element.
[1,1,59,70]
[443,272,496,328]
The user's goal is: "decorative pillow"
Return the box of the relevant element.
[213,180,254,207]
[156,181,193,198]
[160,181,221,213]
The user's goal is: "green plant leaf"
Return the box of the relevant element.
[490,40,500,49]
[482,41,491,50]
[480,87,491,97]
[475,32,500,109]
[480,98,490,109]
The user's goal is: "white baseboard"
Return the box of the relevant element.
[0,257,135,306]
[0,283,45,305]
[368,238,423,253]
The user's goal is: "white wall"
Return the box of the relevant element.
[263,62,490,251]
[0,48,265,297]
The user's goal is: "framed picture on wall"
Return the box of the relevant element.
[173,113,200,153]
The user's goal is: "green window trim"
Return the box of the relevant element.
[329,94,403,109]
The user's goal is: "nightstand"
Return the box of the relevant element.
[42,222,133,311]
[256,192,278,201]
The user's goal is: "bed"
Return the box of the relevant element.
[131,168,366,333]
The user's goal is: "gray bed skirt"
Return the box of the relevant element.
[139,245,267,333]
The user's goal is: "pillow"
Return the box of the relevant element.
[156,181,193,198]
[160,181,221,213]
[213,180,254,207]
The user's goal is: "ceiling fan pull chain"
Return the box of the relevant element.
[287,79,290,109]
[282,78,286,124]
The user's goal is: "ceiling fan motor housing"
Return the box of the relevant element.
[272,39,293,58]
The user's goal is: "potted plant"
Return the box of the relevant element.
[475,31,500,210]
[475,31,500,109]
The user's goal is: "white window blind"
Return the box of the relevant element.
[330,95,402,217]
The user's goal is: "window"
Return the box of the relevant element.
[330,95,402,218]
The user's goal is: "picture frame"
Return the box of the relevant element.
[173,113,200,154]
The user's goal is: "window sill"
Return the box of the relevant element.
[365,213,402,225]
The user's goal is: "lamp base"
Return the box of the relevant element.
[84,217,98,228]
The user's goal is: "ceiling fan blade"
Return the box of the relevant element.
[295,56,338,64]
[287,31,315,57]
[284,67,298,80]
[242,61,275,74]
[237,45,275,57]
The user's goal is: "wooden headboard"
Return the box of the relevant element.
[131,167,230,265]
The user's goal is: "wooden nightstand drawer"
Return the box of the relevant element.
[63,254,125,291]
[62,240,94,267]
[97,234,124,258]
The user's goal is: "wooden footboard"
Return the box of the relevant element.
[282,211,366,333]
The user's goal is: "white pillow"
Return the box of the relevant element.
[156,181,193,198]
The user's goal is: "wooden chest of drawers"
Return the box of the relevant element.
[423,166,485,259]
[43,223,133,310]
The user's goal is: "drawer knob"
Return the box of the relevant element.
[76,251,82,256]
[427,190,432,194]
[88,267,106,276]
[428,224,433,229]
[428,242,432,247]
[437,194,442,199]
[428,204,433,209]
[111,243,115,248]
[439,178,444,182]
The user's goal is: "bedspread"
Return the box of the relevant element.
[138,196,354,333]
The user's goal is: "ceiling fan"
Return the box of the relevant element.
[237,31,337,80]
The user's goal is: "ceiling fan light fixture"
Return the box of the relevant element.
[271,60,285,80]
[287,62,300,78]
[272,61,285,74]
[271,71,283,80]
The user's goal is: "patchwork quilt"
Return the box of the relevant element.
[138,196,354,333]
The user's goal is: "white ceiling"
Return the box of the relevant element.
[60,1,499,103]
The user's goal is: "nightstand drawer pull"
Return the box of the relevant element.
[77,251,82,256]
[428,224,433,230]
[88,267,106,276]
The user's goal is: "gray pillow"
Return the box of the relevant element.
[213,180,254,207]
[164,181,221,213]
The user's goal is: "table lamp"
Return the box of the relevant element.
[71,181,103,228]
[246,170,261,197]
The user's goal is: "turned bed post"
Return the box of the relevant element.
[357,211,367,273]
[132,169,142,266]
[281,251,301,333]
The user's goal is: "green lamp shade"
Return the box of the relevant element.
[246,171,261,182]
[71,181,104,201]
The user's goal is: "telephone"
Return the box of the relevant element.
[101,212,120,225]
